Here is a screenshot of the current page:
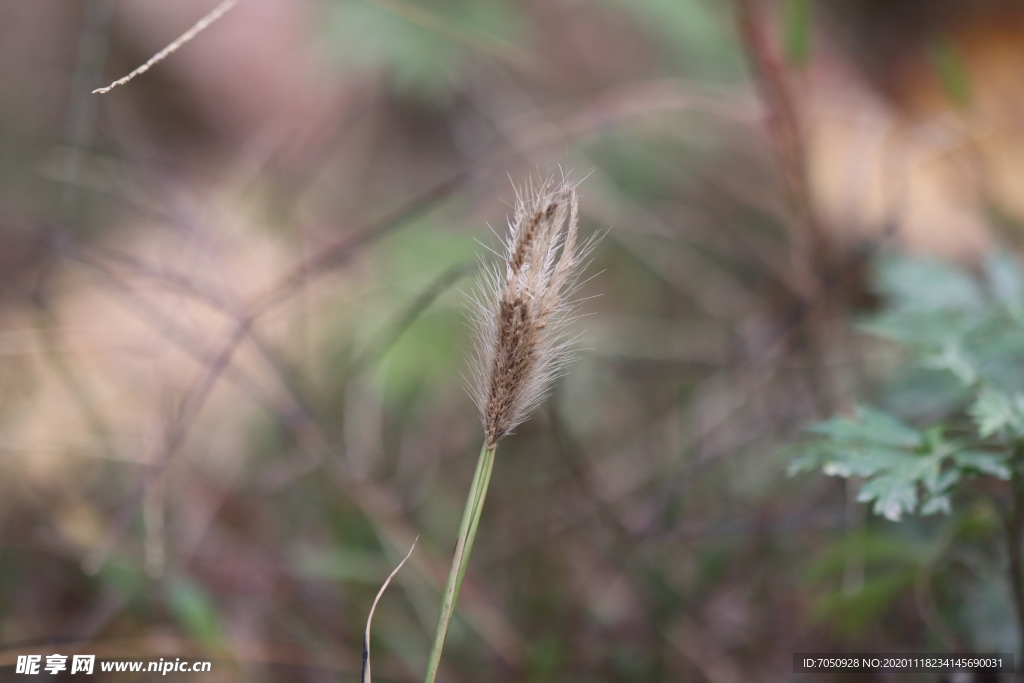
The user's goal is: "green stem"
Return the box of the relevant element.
[423,442,496,683]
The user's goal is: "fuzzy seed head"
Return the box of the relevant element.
[469,174,598,447]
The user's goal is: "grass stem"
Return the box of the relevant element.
[423,442,497,683]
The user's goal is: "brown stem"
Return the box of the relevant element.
[1006,454,1024,680]
[735,0,847,422]
[734,0,831,295]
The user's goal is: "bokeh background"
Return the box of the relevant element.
[2,0,1024,680]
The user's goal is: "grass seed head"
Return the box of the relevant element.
[469,174,598,447]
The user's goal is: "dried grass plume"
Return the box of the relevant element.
[469,174,598,447]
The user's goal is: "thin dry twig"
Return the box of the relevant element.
[362,537,418,683]
[92,0,240,95]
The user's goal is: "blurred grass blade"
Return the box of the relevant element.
[929,35,972,107]
[423,442,497,683]
[165,577,226,650]
[360,0,545,81]
[363,537,418,683]
[783,0,813,66]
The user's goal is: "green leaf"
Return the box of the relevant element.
[925,466,961,495]
[809,405,920,448]
[857,473,919,521]
[952,450,1012,480]
[882,367,968,423]
[986,251,1024,315]
[789,251,1024,521]
[920,341,979,385]
[860,310,970,353]
[863,252,1024,395]
[819,447,915,479]
[970,385,1024,438]
[874,255,982,314]
[789,403,1009,521]
[785,443,829,476]
[920,493,952,516]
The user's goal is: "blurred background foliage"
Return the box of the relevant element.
[3,0,1024,681]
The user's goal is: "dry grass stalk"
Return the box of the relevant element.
[362,537,418,683]
[421,173,598,683]
[469,174,597,447]
[92,0,241,95]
